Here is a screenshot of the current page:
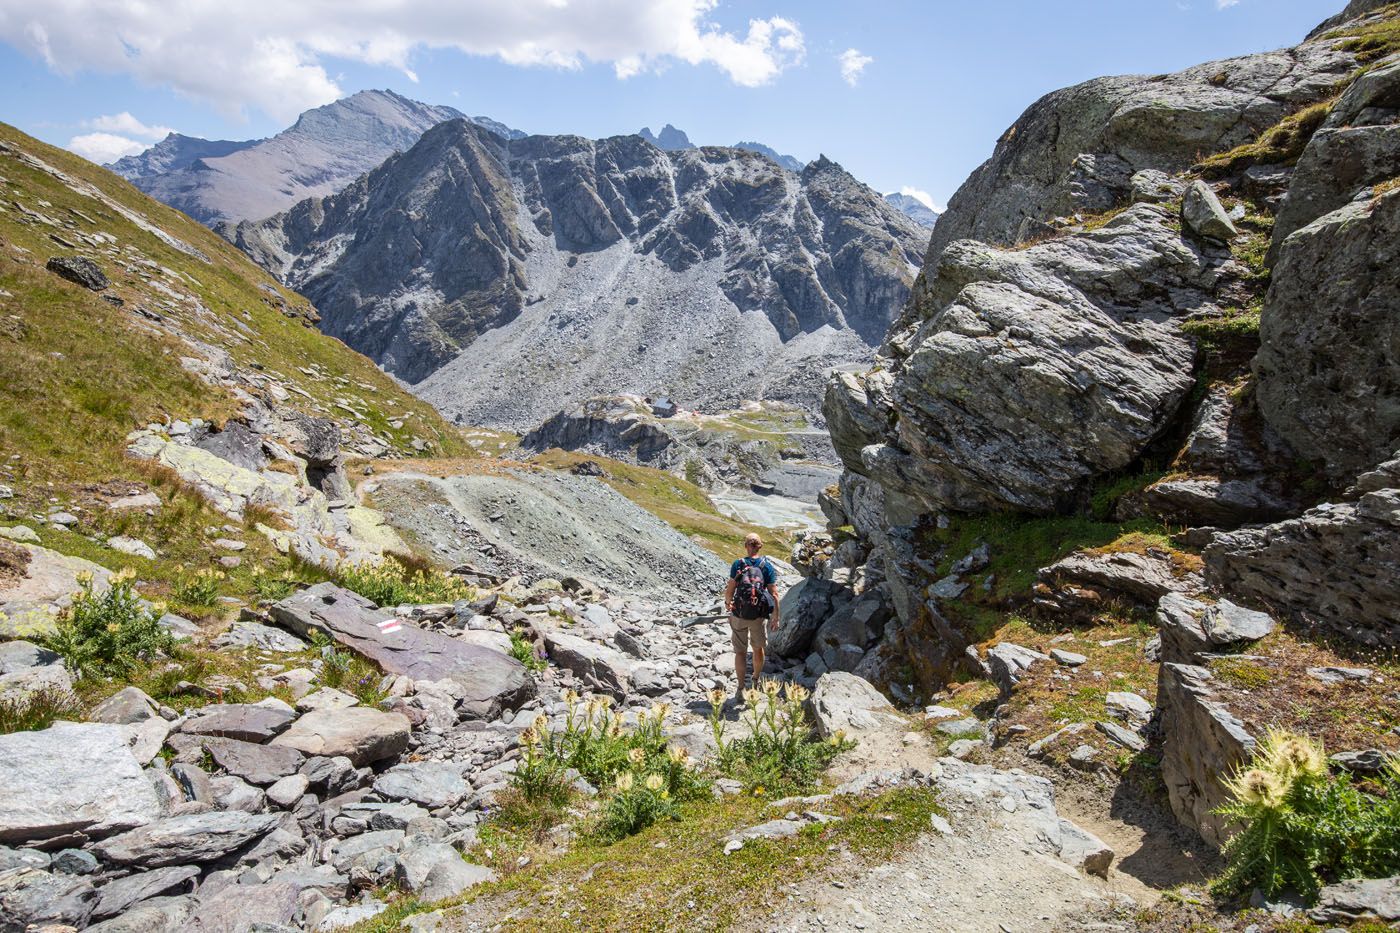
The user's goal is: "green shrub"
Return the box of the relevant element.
[1212,730,1400,900]
[509,627,546,672]
[508,695,711,841]
[0,685,82,734]
[43,570,176,679]
[333,555,475,607]
[250,565,300,602]
[709,681,853,796]
[309,631,388,706]
[172,566,223,609]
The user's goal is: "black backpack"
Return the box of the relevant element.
[732,557,773,620]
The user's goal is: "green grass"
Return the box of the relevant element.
[1326,3,1400,62]
[0,686,83,735]
[1196,100,1337,178]
[0,121,476,614]
[348,785,943,933]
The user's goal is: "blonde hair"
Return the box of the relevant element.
[744,533,763,549]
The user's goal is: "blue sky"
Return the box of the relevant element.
[0,0,1344,209]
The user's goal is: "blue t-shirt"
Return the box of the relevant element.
[729,556,776,585]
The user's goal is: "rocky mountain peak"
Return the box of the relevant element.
[111,90,518,226]
[638,123,694,150]
[231,119,928,429]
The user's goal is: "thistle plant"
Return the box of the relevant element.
[1212,729,1400,900]
[333,555,475,607]
[713,680,854,795]
[43,569,176,679]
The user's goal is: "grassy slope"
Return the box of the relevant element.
[0,122,470,608]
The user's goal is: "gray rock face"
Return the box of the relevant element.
[839,203,1214,515]
[271,583,533,718]
[1270,54,1400,254]
[769,577,846,659]
[0,722,162,845]
[807,671,905,739]
[923,36,1355,265]
[1156,663,1255,847]
[1206,491,1400,648]
[212,620,309,653]
[92,812,280,867]
[232,121,926,422]
[0,640,59,674]
[1156,592,1275,664]
[111,89,484,225]
[394,839,495,900]
[1255,188,1400,481]
[269,707,411,766]
[85,895,194,933]
[88,686,160,724]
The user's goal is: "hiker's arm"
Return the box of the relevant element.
[723,578,736,611]
[767,584,781,629]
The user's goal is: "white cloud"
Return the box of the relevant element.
[0,1,806,123]
[899,186,945,214]
[1215,0,1240,8]
[87,112,174,140]
[838,48,872,87]
[66,132,147,163]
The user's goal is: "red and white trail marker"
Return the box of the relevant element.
[377,619,403,634]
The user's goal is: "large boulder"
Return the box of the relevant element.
[1310,876,1400,924]
[89,865,200,921]
[866,204,1207,514]
[372,761,469,809]
[769,577,846,660]
[0,722,162,845]
[1255,187,1400,482]
[202,737,307,786]
[269,706,411,766]
[271,584,533,718]
[1156,592,1276,665]
[91,811,280,868]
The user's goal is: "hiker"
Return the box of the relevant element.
[723,532,781,699]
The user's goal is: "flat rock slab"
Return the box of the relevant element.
[91,864,200,920]
[271,583,533,719]
[270,706,410,766]
[92,811,279,868]
[373,761,469,809]
[185,879,302,932]
[212,620,309,653]
[204,737,306,786]
[0,722,162,845]
[0,866,97,929]
[536,627,633,701]
[179,703,297,743]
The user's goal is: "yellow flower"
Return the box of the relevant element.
[784,683,809,703]
[645,774,664,792]
[743,687,761,707]
[707,688,727,709]
[615,772,634,792]
[1226,767,1288,809]
[761,679,780,697]
[833,729,847,743]
[111,568,136,584]
[608,719,624,738]
[628,747,646,765]
[752,785,765,797]
[519,727,539,747]
[562,688,579,706]
[75,571,94,586]
[1260,730,1326,781]
[651,702,672,722]
[533,712,549,732]
[667,746,689,765]
[106,622,121,634]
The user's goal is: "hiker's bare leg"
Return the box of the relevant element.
[733,649,746,689]
[752,645,765,683]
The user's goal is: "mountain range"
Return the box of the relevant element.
[108,90,523,225]
[228,120,929,429]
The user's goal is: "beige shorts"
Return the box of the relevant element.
[728,615,768,654]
